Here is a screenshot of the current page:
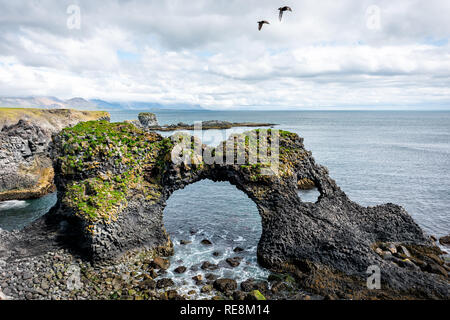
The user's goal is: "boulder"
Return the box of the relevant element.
[138,113,158,127]
[151,257,170,270]
[439,235,450,246]
[201,261,218,271]
[156,278,174,289]
[174,266,187,274]
[225,257,242,268]
[213,279,237,294]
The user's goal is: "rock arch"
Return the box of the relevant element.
[1,121,448,299]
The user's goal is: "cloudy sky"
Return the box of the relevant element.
[0,0,449,110]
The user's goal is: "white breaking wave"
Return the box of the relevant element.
[0,200,29,211]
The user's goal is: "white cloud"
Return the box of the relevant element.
[0,0,449,109]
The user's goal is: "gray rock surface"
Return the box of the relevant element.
[0,120,55,200]
[0,109,110,201]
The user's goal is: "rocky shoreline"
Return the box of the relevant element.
[0,112,449,300]
[0,231,313,300]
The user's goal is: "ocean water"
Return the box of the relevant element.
[1,111,449,291]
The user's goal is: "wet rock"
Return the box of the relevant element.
[156,278,174,289]
[174,266,187,274]
[148,269,158,279]
[212,251,221,257]
[192,275,202,282]
[201,239,212,245]
[201,261,218,271]
[200,285,213,293]
[439,235,450,246]
[233,247,244,253]
[188,290,196,295]
[213,279,237,294]
[151,257,170,270]
[180,240,191,245]
[225,257,242,268]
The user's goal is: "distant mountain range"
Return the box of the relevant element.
[0,96,206,111]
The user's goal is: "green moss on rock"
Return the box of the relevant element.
[57,121,174,224]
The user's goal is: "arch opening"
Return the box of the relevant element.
[162,179,270,298]
[298,188,321,203]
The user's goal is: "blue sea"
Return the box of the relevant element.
[1,110,449,292]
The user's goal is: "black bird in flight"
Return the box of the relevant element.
[258,20,270,31]
[278,6,292,21]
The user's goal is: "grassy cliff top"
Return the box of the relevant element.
[57,121,171,223]
[0,108,110,132]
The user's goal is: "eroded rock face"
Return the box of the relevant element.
[1,122,448,299]
[0,120,55,200]
[0,109,110,201]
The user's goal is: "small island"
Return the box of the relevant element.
[125,112,276,131]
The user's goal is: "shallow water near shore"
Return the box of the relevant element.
[1,110,449,292]
[162,179,270,298]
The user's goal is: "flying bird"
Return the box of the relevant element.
[258,20,270,31]
[278,6,292,21]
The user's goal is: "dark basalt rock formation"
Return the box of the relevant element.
[125,112,159,129]
[126,116,276,131]
[0,108,110,201]
[155,120,276,131]
[138,112,159,127]
[0,121,448,299]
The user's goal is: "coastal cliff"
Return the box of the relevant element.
[0,108,110,201]
[0,121,447,300]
